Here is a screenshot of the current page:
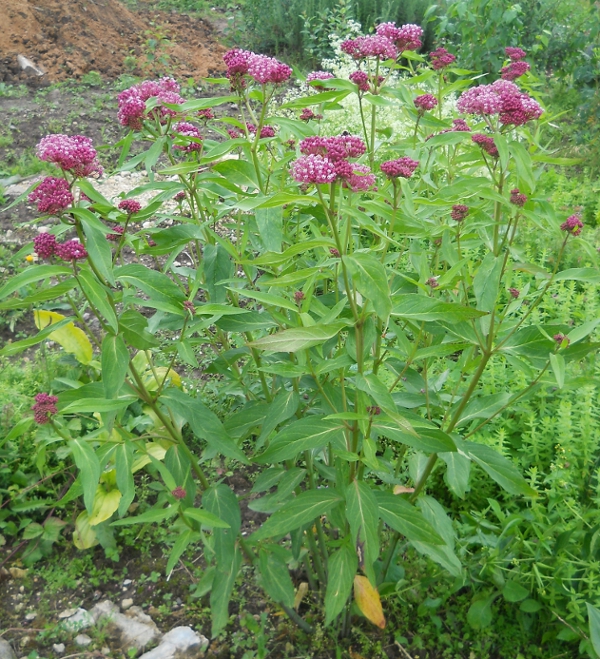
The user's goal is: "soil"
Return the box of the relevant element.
[0,0,228,84]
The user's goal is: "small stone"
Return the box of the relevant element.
[0,639,17,659]
[122,598,133,610]
[101,648,110,656]
[59,607,93,631]
[75,634,92,647]
[123,579,133,586]
[52,644,65,655]
[138,627,208,659]
[24,613,37,621]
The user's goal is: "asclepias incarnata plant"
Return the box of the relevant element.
[2,23,597,638]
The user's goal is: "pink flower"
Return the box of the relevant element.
[553,333,570,347]
[451,204,469,221]
[376,22,423,51]
[198,108,215,120]
[349,70,370,92]
[119,199,141,214]
[117,78,185,129]
[173,121,203,152]
[294,291,305,302]
[560,214,583,236]
[174,191,186,203]
[451,118,471,132]
[505,47,526,61]
[33,233,57,258]
[55,240,88,261]
[414,93,438,112]
[343,163,376,192]
[223,48,252,76]
[247,53,292,84]
[306,71,334,87]
[32,393,58,424]
[183,300,195,315]
[106,225,124,241]
[472,133,499,157]
[457,86,503,115]
[246,123,276,138]
[299,135,366,162]
[426,277,439,288]
[457,80,542,126]
[508,287,520,298]
[37,134,103,177]
[291,154,337,184]
[510,189,527,206]
[380,157,419,178]
[430,47,456,70]
[172,486,187,499]
[300,108,322,121]
[501,60,530,81]
[28,177,74,214]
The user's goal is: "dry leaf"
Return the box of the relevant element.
[353,575,386,629]
[294,582,309,611]
[349,647,366,659]
[393,485,415,494]
[9,567,28,579]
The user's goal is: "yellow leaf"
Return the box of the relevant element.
[294,582,309,611]
[132,441,167,472]
[393,485,415,495]
[73,511,99,549]
[143,366,182,391]
[353,575,386,629]
[89,486,121,526]
[9,567,28,579]
[34,310,93,364]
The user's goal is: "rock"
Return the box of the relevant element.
[122,598,134,610]
[52,644,65,655]
[24,613,37,621]
[17,54,45,77]
[74,635,92,647]
[123,579,133,586]
[91,600,159,653]
[0,639,17,659]
[59,607,93,632]
[138,627,208,659]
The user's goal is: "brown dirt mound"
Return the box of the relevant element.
[0,0,228,84]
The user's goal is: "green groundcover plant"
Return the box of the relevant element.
[3,21,600,651]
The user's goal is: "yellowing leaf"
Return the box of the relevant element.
[34,310,93,364]
[73,511,99,549]
[143,366,182,391]
[294,582,309,611]
[353,575,386,629]
[9,567,28,579]
[89,486,121,526]
[393,485,415,495]
[132,441,167,472]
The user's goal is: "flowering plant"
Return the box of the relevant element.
[2,25,597,643]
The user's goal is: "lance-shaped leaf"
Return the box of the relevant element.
[166,529,201,575]
[464,442,536,496]
[373,420,456,453]
[0,264,71,300]
[344,253,392,320]
[257,390,300,448]
[111,505,179,526]
[116,264,185,306]
[391,295,486,323]
[78,268,118,332]
[34,310,93,365]
[101,334,130,399]
[255,416,345,463]
[70,439,101,514]
[252,489,343,540]
[115,442,135,516]
[354,575,386,629]
[375,491,444,544]
[210,545,242,637]
[81,219,115,286]
[258,546,295,609]
[346,480,379,583]
[325,543,357,625]
[88,486,121,526]
[250,321,347,353]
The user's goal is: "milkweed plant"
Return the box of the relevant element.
[3,19,599,641]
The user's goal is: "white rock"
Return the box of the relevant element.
[122,598,134,610]
[138,627,208,659]
[90,600,159,653]
[123,579,133,586]
[59,607,93,631]
[75,635,92,647]
[17,54,44,77]
[0,639,17,659]
[52,644,65,655]
[24,613,37,621]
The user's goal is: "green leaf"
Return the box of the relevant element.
[252,489,343,540]
[111,505,179,526]
[554,268,600,284]
[115,442,135,516]
[503,581,529,603]
[101,334,130,399]
[0,279,77,311]
[373,421,456,453]
[257,390,299,448]
[250,321,346,352]
[77,268,118,332]
[183,508,231,528]
[281,89,351,108]
[0,264,72,300]
[391,295,486,323]
[0,317,73,357]
[116,264,185,305]
[70,439,101,514]
[210,545,242,637]
[467,596,494,630]
[454,393,511,426]
[258,547,295,608]
[473,253,502,313]
[161,388,248,463]
[375,491,444,544]
[61,398,132,414]
[587,603,600,658]
[204,484,241,569]
[255,417,345,463]
[216,311,276,333]
[344,253,392,320]
[549,352,565,389]
[439,451,471,498]
[212,159,260,190]
[119,310,159,349]
[255,207,283,252]
[232,289,298,313]
[81,221,115,286]
[354,374,396,413]
[464,442,535,496]
[205,243,234,304]
[346,480,379,583]
[325,543,357,625]
[166,529,200,575]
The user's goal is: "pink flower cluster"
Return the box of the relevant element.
[33,233,87,261]
[451,204,469,221]
[32,393,58,424]
[29,177,74,214]
[349,70,370,92]
[223,49,292,87]
[380,157,419,179]
[106,225,125,241]
[472,133,499,157]
[501,60,530,81]
[414,93,438,112]
[430,47,456,70]
[299,108,323,122]
[451,118,471,132]
[117,78,185,130]
[198,108,215,120]
[510,189,527,206]
[457,79,543,126]
[227,123,276,139]
[37,135,103,178]
[376,22,423,51]
[291,134,374,190]
[173,122,203,152]
[341,34,398,60]
[306,71,335,86]
[560,214,583,236]
[505,47,526,61]
[119,199,142,214]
